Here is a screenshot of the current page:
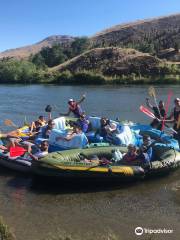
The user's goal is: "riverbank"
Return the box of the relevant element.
[0,69,180,85]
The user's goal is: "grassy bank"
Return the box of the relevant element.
[0,216,119,240]
[0,57,180,85]
[44,70,180,85]
[1,70,180,85]
[0,217,16,240]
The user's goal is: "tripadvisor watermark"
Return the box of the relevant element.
[135,226,173,236]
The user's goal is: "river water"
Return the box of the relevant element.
[0,84,179,240]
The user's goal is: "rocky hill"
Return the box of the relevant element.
[52,47,162,75]
[1,13,180,61]
[91,14,180,53]
[0,35,75,59]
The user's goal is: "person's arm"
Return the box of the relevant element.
[64,133,76,141]
[56,133,75,142]
[30,121,35,133]
[59,109,71,116]
[47,112,52,121]
[162,111,174,122]
[28,153,38,161]
[146,98,154,110]
[77,94,86,104]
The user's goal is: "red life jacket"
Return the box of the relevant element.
[123,153,137,162]
[69,102,82,117]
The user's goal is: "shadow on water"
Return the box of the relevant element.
[1,161,180,195]
[3,168,179,196]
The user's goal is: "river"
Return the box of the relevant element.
[0,84,179,240]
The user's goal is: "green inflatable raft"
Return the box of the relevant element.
[32,145,180,181]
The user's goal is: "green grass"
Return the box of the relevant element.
[0,217,16,240]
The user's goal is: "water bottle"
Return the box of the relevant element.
[112,149,123,162]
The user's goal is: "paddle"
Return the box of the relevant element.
[9,146,27,157]
[140,105,177,134]
[4,119,18,128]
[148,86,162,118]
[161,91,173,131]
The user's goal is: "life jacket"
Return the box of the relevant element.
[173,107,180,121]
[173,107,180,131]
[37,119,46,126]
[69,102,82,118]
[77,119,89,133]
[123,152,137,162]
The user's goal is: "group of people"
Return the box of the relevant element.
[121,135,153,167]
[0,95,89,160]
[146,97,180,146]
[0,92,179,165]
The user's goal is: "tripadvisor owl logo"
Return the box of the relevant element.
[134,226,173,235]
[135,227,143,235]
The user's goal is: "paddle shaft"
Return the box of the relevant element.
[161,91,173,131]
[148,87,162,118]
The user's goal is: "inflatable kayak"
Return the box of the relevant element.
[31,145,180,180]
[0,151,31,173]
[131,124,179,150]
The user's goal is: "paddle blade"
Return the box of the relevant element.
[9,146,26,157]
[139,105,156,119]
[4,119,17,128]
[148,86,156,98]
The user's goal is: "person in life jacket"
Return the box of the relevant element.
[30,116,47,134]
[146,98,165,129]
[60,94,86,118]
[166,98,180,146]
[122,144,137,163]
[76,112,91,133]
[138,135,153,163]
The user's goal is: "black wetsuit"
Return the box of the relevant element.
[151,107,165,130]
[173,107,180,146]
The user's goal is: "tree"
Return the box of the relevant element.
[31,44,67,68]
[70,37,90,57]
[31,53,46,69]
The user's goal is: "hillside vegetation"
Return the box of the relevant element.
[0,13,180,84]
[92,14,180,55]
[0,35,75,59]
[52,47,162,75]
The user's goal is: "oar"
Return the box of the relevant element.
[4,119,18,128]
[161,91,173,131]
[9,146,27,157]
[148,86,162,118]
[140,105,177,134]
[24,116,29,126]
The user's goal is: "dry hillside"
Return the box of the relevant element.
[52,47,162,75]
[0,35,75,59]
[1,13,180,61]
[91,13,180,51]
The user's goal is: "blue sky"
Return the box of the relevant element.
[0,0,180,52]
